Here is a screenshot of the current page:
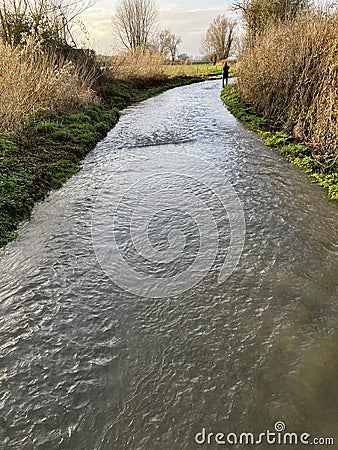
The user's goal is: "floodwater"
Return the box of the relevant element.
[0,80,337,449]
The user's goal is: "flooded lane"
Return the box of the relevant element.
[0,80,337,449]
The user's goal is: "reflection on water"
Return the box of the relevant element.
[0,80,337,449]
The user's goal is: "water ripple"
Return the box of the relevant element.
[0,80,337,449]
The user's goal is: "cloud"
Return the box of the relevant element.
[159,6,233,56]
[159,7,229,32]
[77,9,114,54]
[79,2,237,56]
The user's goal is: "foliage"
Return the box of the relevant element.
[260,131,292,147]
[234,0,309,43]
[0,104,119,247]
[221,84,338,200]
[0,0,95,49]
[220,85,266,128]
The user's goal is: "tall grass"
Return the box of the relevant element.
[237,10,338,165]
[108,47,165,81]
[0,39,97,137]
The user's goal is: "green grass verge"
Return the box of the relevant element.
[221,84,338,201]
[162,64,236,79]
[0,76,203,248]
[162,64,221,77]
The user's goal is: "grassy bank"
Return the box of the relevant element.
[0,76,202,248]
[221,85,338,201]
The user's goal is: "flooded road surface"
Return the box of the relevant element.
[0,80,337,449]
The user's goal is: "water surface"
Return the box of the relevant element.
[0,80,337,449]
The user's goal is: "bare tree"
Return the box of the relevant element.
[154,29,181,62]
[0,0,96,47]
[166,31,181,63]
[153,29,170,58]
[114,0,158,50]
[201,15,236,64]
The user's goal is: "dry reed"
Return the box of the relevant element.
[0,39,97,137]
[237,10,338,163]
[108,47,165,81]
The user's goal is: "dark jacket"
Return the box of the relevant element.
[222,63,229,76]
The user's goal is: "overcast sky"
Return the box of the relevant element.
[78,0,239,57]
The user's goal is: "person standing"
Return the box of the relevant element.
[222,61,230,88]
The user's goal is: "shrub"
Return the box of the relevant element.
[237,10,338,167]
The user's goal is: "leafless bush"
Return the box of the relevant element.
[237,10,338,160]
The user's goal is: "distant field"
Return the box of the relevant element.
[162,64,222,77]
